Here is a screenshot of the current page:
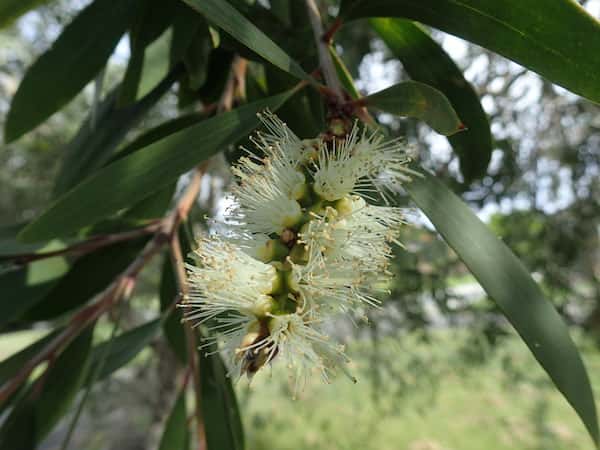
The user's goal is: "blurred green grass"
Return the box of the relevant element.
[239,330,600,450]
[2,327,598,449]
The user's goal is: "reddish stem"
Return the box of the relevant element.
[3,221,162,265]
[0,168,205,408]
[322,17,343,44]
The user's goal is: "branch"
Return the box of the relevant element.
[0,277,125,405]
[217,55,248,113]
[322,17,343,45]
[170,230,207,450]
[305,0,344,101]
[0,167,205,408]
[3,221,162,265]
[165,166,208,450]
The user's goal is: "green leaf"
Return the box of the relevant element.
[119,0,180,106]
[0,230,69,329]
[0,255,69,329]
[405,169,599,445]
[183,26,212,90]
[119,0,177,105]
[54,66,180,195]
[19,90,296,242]
[4,0,139,141]
[0,228,69,257]
[136,28,174,100]
[192,48,235,105]
[121,183,176,221]
[182,0,307,80]
[160,256,188,364]
[34,327,94,439]
[0,329,61,386]
[340,0,600,103]
[370,18,491,182]
[0,402,35,450]
[158,390,189,450]
[199,342,244,450]
[0,0,50,29]
[88,319,161,382]
[329,46,361,100]
[270,0,291,27]
[22,239,148,322]
[364,81,463,135]
[0,326,95,448]
[114,112,207,162]
[170,2,204,67]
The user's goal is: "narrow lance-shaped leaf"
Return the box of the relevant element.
[0,329,63,416]
[0,329,62,386]
[158,390,189,450]
[405,169,599,445]
[160,256,188,364]
[87,319,161,382]
[0,253,69,329]
[370,18,492,182]
[339,0,600,103]
[23,238,148,322]
[329,46,361,100]
[136,28,174,100]
[19,90,297,242]
[199,341,244,450]
[54,67,181,196]
[15,187,173,323]
[363,81,463,135]
[170,2,204,68]
[0,326,95,448]
[113,112,208,162]
[182,0,307,80]
[179,19,213,91]
[4,0,140,141]
[118,0,177,105]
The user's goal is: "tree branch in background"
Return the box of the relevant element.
[170,228,207,450]
[0,166,205,408]
[305,0,344,102]
[3,220,162,265]
[217,55,248,113]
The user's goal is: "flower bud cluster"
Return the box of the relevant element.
[184,111,415,390]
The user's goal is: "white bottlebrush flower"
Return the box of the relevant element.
[311,125,365,201]
[253,111,308,164]
[299,195,405,267]
[184,236,278,324]
[312,122,416,203]
[227,112,309,235]
[289,250,388,314]
[184,111,415,389]
[267,313,353,393]
[226,311,352,393]
[228,170,303,235]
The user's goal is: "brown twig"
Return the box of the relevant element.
[0,277,124,405]
[3,221,162,265]
[166,166,209,450]
[305,0,344,102]
[322,17,343,44]
[0,168,205,408]
[217,56,248,113]
[343,97,379,128]
[170,230,207,450]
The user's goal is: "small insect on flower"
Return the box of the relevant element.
[183,111,416,391]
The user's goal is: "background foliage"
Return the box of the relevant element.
[0,0,599,449]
